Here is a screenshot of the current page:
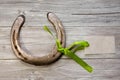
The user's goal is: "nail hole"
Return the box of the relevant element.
[24,57,28,60]
[53,54,55,57]
[18,52,21,55]
[15,46,17,49]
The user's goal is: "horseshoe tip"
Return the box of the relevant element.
[47,12,53,14]
[47,12,56,17]
[17,15,25,24]
[18,15,25,19]
[47,12,52,17]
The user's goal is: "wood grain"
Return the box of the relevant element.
[0,0,120,26]
[0,0,120,80]
[0,26,119,59]
[0,59,120,80]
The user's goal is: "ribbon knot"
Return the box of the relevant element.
[44,26,93,73]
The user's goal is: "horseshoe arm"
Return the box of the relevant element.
[10,12,66,65]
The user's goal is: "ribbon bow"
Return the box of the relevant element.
[44,26,93,73]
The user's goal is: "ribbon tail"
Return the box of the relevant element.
[65,50,93,73]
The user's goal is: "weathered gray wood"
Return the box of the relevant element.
[0,26,119,59]
[0,12,120,26]
[0,0,120,80]
[0,59,120,80]
[0,0,120,14]
[0,0,120,26]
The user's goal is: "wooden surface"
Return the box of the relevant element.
[0,0,120,80]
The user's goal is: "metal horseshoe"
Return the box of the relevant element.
[10,12,66,65]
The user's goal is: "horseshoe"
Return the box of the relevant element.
[10,12,66,65]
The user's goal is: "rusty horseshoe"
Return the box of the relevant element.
[10,12,66,65]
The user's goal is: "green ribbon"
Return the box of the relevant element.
[44,26,93,73]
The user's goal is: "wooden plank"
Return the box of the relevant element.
[0,11,120,26]
[0,0,120,26]
[0,59,120,80]
[1,26,120,43]
[0,0,120,14]
[0,26,119,59]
